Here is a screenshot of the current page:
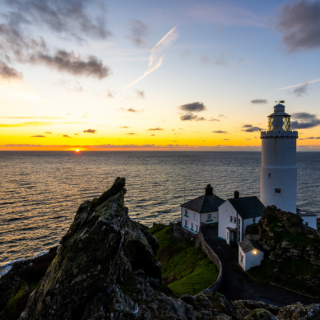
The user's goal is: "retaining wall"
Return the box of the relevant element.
[173,222,198,244]
[194,227,223,295]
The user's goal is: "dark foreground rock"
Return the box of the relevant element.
[2,178,320,319]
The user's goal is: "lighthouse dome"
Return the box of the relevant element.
[274,103,285,113]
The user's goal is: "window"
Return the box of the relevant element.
[196,225,198,231]
[208,214,211,219]
[275,188,281,194]
[268,173,271,178]
[230,216,233,222]
[305,222,309,226]
[240,253,243,263]
[253,218,256,223]
[191,223,194,230]
[185,209,188,216]
[234,217,237,223]
[185,220,188,227]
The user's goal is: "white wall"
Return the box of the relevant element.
[242,217,261,235]
[260,135,297,213]
[239,246,264,271]
[200,211,218,225]
[181,207,201,234]
[300,216,317,230]
[218,201,241,241]
[238,246,246,271]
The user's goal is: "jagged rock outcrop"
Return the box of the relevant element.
[1,179,317,320]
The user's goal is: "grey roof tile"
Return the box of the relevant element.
[228,196,264,219]
[181,194,224,213]
[239,239,263,253]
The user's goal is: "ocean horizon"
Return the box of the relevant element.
[1,151,320,275]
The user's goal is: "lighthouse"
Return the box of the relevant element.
[260,102,298,213]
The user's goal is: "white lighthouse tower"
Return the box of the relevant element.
[260,102,298,213]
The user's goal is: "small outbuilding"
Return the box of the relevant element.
[238,239,264,271]
[180,184,224,234]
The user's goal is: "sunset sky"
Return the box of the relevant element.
[1,0,320,151]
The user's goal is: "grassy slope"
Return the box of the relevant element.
[246,216,320,298]
[150,224,219,296]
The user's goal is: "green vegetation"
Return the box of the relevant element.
[149,224,219,296]
[264,215,320,247]
[0,280,38,320]
[247,257,320,298]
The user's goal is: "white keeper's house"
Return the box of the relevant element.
[218,191,265,244]
[180,184,225,234]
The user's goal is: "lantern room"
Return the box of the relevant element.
[267,103,291,132]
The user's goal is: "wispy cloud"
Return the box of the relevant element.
[277,78,320,90]
[122,27,178,90]
[0,122,52,127]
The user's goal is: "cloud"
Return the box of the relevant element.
[119,126,130,128]
[122,26,178,90]
[31,135,45,137]
[28,51,110,79]
[180,113,206,121]
[251,99,267,104]
[54,79,83,92]
[212,130,228,133]
[0,122,52,127]
[125,133,137,135]
[276,0,320,52]
[74,133,79,135]
[106,89,116,98]
[200,55,210,64]
[147,127,164,131]
[118,107,144,113]
[277,78,320,90]
[83,129,96,134]
[44,132,52,134]
[209,118,220,122]
[0,62,22,80]
[135,89,145,99]
[3,0,111,41]
[292,112,316,120]
[181,50,191,59]
[127,20,150,47]
[179,102,206,112]
[62,135,71,138]
[292,83,309,97]
[151,134,155,136]
[214,54,227,66]
[291,112,320,129]
[200,54,227,66]
[242,125,261,132]
[219,114,226,118]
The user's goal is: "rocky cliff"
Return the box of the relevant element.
[2,179,320,319]
[245,206,320,297]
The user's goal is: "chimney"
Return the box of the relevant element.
[205,184,213,196]
[234,190,239,198]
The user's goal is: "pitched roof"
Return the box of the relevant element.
[181,194,224,213]
[227,196,265,219]
[239,239,263,253]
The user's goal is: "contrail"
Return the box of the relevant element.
[277,78,320,90]
[122,27,178,91]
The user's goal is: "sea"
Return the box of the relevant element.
[1,151,320,276]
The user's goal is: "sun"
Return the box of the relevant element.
[75,149,80,153]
